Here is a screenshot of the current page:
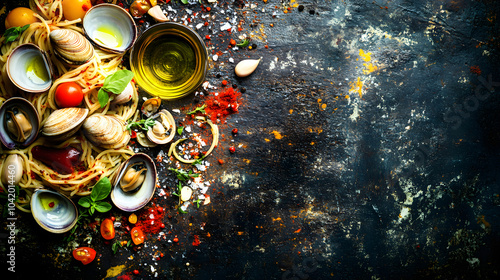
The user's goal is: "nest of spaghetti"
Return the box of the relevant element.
[0,0,141,213]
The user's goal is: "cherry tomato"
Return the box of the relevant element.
[100,218,115,240]
[55,82,84,108]
[130,227,145,245]
[72,247,96,265]
[62,0,92,21]
[5,7,39,29]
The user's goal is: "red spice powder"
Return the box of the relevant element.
[135,205,166,236]
[470,65,482,75]
[192,235,201,246]
[203,86,241,124]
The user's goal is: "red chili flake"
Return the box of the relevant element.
[221,80,228,86]
[133,269,140,275]
[230,39,236,46]
[470,65,481,75]
[204,22,209,26]
[48,201,55,208]
[111,216,116,222]
[206,7,211,12]
[130,130,137,139]
[173,237,179,243]
[218,159,224,165]
[205,35,211,40]
[192,235,201,246]
[232,128,238,134]
[229,146,236,153]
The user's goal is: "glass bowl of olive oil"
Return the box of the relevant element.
[130,22,208,100]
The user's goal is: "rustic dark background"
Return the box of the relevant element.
[1,0,499,279]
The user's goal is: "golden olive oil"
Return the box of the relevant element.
[94,25,123,48]
[130,23,208,100]
[143,35,196,87]
[25,55,49,84]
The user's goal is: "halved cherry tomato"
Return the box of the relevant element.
[100,218,115,240]
[55,82,84,108]
[130,227,145,245]
[72,247,96,265]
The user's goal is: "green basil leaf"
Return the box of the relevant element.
[78,197,92,208]
[89,206,95,215]
[181,0,189,4]
[94,201,112,213]
[97,88,109,108]
[102,70,134,94]
[4,24,30,43]
[177,126,184,135]
[91,177,112,201]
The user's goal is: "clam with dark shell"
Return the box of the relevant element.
[0,97,40,149]
[110,153,157,212]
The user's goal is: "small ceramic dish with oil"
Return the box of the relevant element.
[130,22,208,100]
[83,3,137,54]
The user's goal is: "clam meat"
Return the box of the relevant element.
[141,97,161,117]
[50,29,94,65]
[82,115,130,149]
[42,107,88,141]
[111,153,157,212]
[83,4,137,54]
[6,43,53,93]
[1,154,24,186]
[0,97,40,149]
[146,109,176,145]
[31,189,78,233]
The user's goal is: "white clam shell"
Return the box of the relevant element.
[1,154,24,186]
[50,29,94,65]
[82,115,130,149]
[83,4,138,54]
[6,43,53,93]
[111,153,157,212]
[30,189,78,233]
[234,58,261,78]
[42,107,89,140]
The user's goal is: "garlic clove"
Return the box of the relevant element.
[148,5,168,22]
[234,58,261,77]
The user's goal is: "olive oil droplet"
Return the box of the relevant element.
[94,26,122,48]
[26,55,49,84]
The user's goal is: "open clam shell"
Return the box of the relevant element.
[0,97,40,149]
[30,189,78,233]
[6,43,53,93]
[83,4,137,54]
[111,153,157,212]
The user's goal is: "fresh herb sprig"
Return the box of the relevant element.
[169,168,200,181]
[3,25,30,43]
[187,104,206,115]
[78,177,113,215]
[125,117,156,132]
[236,39,250,47]
[97,70,134,108]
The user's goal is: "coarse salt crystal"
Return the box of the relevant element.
[229,57,234,63]
[213,54,218,61]
[196,23,203,29]
[149,214,155,219]
[220,22,232,31]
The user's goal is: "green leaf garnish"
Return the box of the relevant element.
[187,104,206,115]
[3,24,30,43]
[97,70,134,108]
[169,168,200,181]
[78,197,92,208]
[236,39,250,47]
[125,117,156,132]
[94,201,112,213]
[90,177,112,201]
[112,240,122,254]
[177,126,184,135]
[181,0,189,4]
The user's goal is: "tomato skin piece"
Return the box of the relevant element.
[72,247,96,265]
[55,82,84,108]
[130,227,145,245]
[100,218,115,240]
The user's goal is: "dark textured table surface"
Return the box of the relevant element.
[1,0,499,279]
